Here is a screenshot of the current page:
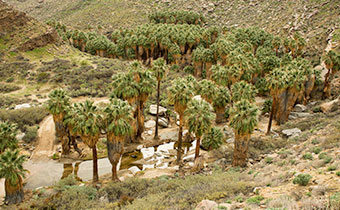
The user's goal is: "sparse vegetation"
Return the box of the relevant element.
[293,174,312,186]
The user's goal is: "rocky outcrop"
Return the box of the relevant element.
[0,0,58,51]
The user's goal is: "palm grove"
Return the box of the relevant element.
[2,9,334,204]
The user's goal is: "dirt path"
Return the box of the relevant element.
[31,115,56,161]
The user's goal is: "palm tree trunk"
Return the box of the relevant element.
[267,97,276,135]
[135,100,145,142]
[194,136,201,160]
[4,177,24,205]
[107,134,124,181]
[215,106,225,123]
[154,80,161,140]
[232,133,250,167]
[176,115,184,164]
[92,146,99,183]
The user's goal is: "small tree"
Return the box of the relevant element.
[185,99,215,160]
[229,99,258,167]
[151,58,168,140]
[47,89,71,155]
[104,99,133,181]
[0,150,27,204]
[0,121,18,153]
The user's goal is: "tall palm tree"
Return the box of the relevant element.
[151,58,168,140]
[185,99,215,160]
[71,100,102,183]
[168,76,195,163]
[229,99,258,167]
[198,79,217,104]
[47,89,71,155]
[0,150,27,204]
[212,86,231,123]
[0,121,18,153]
[265,68,288,134]
[104,99,133,181]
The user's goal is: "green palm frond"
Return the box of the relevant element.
[47,89,71,115]
[0,150,27,186]
[213,86,231,108]
[229,99,258,135]
[231,81,257,102]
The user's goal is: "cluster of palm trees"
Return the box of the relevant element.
[0,121,27,204]
[148,10,206,25]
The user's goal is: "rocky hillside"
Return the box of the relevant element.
[5,0,340,63]
[0,0,58,52]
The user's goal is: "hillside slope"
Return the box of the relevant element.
[5,0,340,63]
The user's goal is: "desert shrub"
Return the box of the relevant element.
[318,152,327,159]
[0,106,48,131]
[22,125,38,143]
[265,157,273,164]
[246,195,264,204]
[0,95,28,108]
[202,127,224,150]
[327,165,337,171]
[336,171,340,176]
[101,171,253,210]
[330,192,340,210]
[311,147,322,154]
[293,174,312,186]
[36,72,50,83]
[0,83,21,93]
[54,175,78,191]
[261,99,272,114]
[324,157,332,164]
[302,153,313,160]
[267,195,298,209]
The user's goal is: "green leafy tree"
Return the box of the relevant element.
[0,150,27,204]
[47,89,71,155]
[104,99,133,181]
[168,76,195,163]
[231,81,257,103]
[185,99,215,160]
[198,79,217,103]
[151,58,168,140]
[71,100,102,183]
[212,86,231,123]
[229,99,258,167]
[0,121,18,153]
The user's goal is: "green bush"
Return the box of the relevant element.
[265,157,273,164]
[0,95,28,108]
[202,127,224,150]
[0,106,48,131]
[246,195,264,204]
[330,192,340,209]
[36,72,50,83]
[311,147,321,154]
[324,156,332,164]
[318,152,327,159]
[327,165,336,171]
[22,125,38,143]
[54,175,78,191]
[302,153,313,160]
[293,174,312,186]
[336,171,340,176]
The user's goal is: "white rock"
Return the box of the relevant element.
[128,166,141,175]
[145,120,156,129]
[282,128,302,137]
[158,117,169,128]
[320,98,340,113]
[294,104,307,112]
[196,200,218,210]
[149,105,167,115]
[15,103,31,110]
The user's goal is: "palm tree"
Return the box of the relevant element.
[202,127,224,150]
[71,100,102,183]
[151,58,168,140]
[104,99,133,181]
[47,89,71,155]
[212,86,231,123]
[185,99,215,160]
[229,99,258,167]
[0,121,18,153]
[168,76,195,163]
[0,150,27,204]
[322,50,340,99]
[265,68,288,134]
[198,79,216,104]
[231,81,257,103]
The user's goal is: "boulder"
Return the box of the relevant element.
[289,112,311,120]
[158,117,169,128]
[15,103,31,110]
[145,120,156,129]
[226,137,234,144]
[293,104,307,112]
[128,166,141,175]
[282,128,301,138]
[149,105,167,116]
[196,200,218,210]
[320,98,340,113]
